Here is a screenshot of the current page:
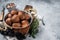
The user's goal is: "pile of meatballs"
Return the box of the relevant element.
[5,10,31,29]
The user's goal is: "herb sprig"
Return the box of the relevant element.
[29,17,39,38]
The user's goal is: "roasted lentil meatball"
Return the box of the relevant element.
[18,11,23,18]
[21,20,29,28]
[20,15,26,20]
[18,11,26,20]
[25,13,30,20]
[12,23,21,28]
[11,10,18,15]
[7,13,12,18]
[11,15,20,23]
[6,18,12,25]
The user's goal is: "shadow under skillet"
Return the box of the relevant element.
[0,27,26,40]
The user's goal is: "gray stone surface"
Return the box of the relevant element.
[0,0,60,40]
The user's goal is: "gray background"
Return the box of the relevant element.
[0,0,60,40]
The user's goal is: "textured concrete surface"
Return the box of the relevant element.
[0,0,60,40]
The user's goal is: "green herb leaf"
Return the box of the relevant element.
[29,17,39,38]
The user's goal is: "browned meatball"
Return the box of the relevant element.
[25,14,30,20]
[20,15,26,20]
[7,13,12,18]
[6,18,12,25]
[11,10,18,15]
[18,11,26,20]
[18,11,23,18]
[21,20,29,28]
[12,23,21,29]
[11,15,20,23]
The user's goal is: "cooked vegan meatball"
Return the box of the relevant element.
[11,15,20,23]
[7,13,12,18]
[12,23,21,28]
[18,11,23,18]
[6,18,12,25]
[25,13,30,20]
[11,10,18,15]
[21,20,29,28]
